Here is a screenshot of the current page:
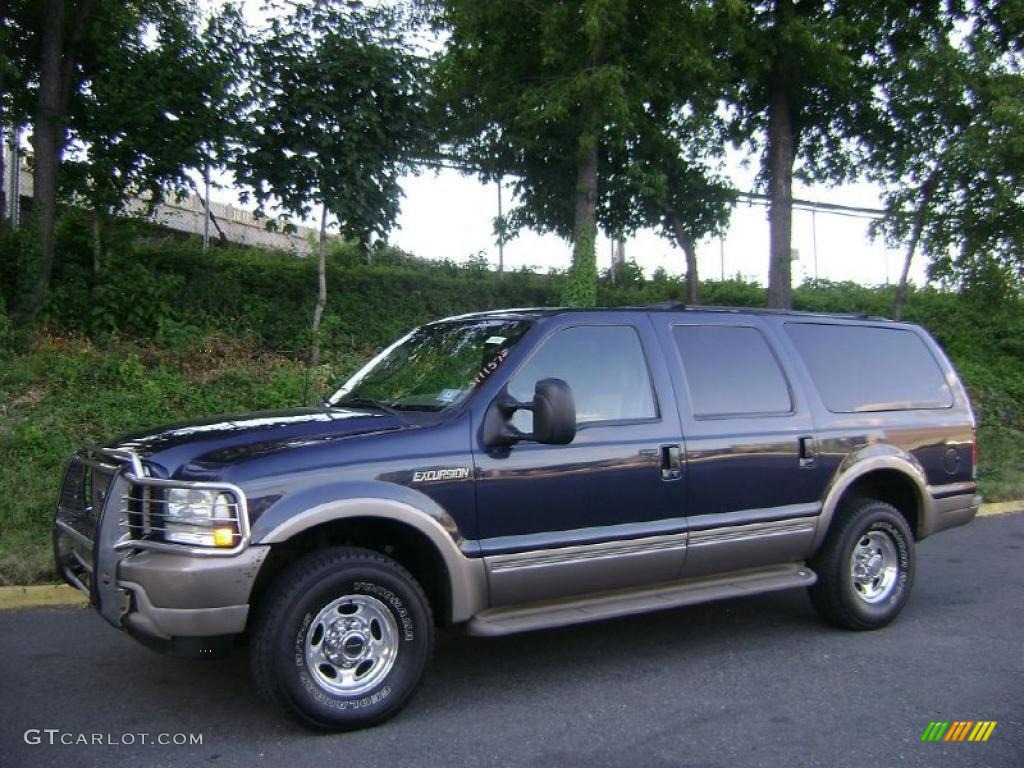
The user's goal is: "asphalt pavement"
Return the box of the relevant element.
[2,513,1022,768]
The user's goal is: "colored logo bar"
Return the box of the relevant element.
[921,721,997,742]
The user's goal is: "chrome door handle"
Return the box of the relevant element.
[661,444,682,480]
[799,436,816,468]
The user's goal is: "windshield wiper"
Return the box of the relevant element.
[329,397,402,417]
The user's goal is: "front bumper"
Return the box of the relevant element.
[53,446,266,647]
[117,545,269,640]
[56,535,270,641]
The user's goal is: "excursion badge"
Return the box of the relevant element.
[411,467,471,483]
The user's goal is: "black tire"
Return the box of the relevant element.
[808,500,915,631]
[250,546,434,731]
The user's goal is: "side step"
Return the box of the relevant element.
[467,563,816,637]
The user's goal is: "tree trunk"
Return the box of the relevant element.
[563,132,599,307]
[23,0,97,321]
[0,114,6,222]
[766,0,796,310]
[571,134,598,253]
[92,209,103,275]
[308,204,328,369]
[25,0,68,321]
[610,237,625,283]
[668,214,700,304]
[893,172,939,321]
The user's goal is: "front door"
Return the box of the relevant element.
[473,318,687,606]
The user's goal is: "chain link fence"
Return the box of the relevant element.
[3,150,316,255]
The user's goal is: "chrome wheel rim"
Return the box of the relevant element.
[305,594,399,696]
[850,530,900,604]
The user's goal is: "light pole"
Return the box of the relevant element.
[496,176,504,274]
[811,208,819,281]
[202,161,211,255]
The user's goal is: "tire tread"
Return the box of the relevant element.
[249,546,433,730]
[808,500,913,631]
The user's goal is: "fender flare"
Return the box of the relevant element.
[813,454,930,550]
[259,497,487,623]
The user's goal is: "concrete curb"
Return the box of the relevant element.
[2,501,1021,611]
[0,584,88,611]
[976,500,1024,517]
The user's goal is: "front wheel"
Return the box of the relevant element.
[250,547,434,730]
[808,500,915,630]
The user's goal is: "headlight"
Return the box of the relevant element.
[164,488,239,547]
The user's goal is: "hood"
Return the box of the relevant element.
[107,406,410,477]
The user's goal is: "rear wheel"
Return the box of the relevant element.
[808,500,915,630]
[250,547,433,730]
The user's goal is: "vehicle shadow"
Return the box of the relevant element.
[90,587,823,738]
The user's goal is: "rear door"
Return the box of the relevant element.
[472,314,687,605]
[653,314,826,577]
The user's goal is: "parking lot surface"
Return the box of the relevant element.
[2,513,1021,767]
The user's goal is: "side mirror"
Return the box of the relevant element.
[531,378,576,444]
[482,378,576,447]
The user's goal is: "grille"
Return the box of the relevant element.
[91,466,114,516]
[58,456,87,514]
[54,452,118,597]
[56,456,116,538]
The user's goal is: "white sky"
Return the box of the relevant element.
[200,0,922,288]
[387,168,914,287]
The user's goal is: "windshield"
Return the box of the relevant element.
[329,318,533,412]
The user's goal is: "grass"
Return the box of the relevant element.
[976,425,1024,502]
[0,332,371,586]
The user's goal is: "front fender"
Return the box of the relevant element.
[252,481,486,622]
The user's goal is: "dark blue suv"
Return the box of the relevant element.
[53,306,979,730]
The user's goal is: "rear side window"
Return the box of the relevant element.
[673,325,792,417]
[785,323,953,412]
[508,325,657,426]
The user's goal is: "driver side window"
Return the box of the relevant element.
[508,325,656,431]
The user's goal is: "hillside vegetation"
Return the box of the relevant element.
[1,224,1021,585]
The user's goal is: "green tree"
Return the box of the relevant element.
[61,3,245,271]
[232,1,426,368]
[435,0,729,307]
[869,4,1024,315]
[603,115,735,304]
[728,1,948,309]
[9,0,217,319]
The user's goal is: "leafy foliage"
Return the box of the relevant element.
[868,7,1024,300]
[229,0,427,364]
[562,223,598,306]
[434,0,736,302]
[725,1,964,308]
[60,3,245,224]
[231,1,426,241]
[5,0,242,318]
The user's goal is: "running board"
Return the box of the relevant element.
[467,563,816,637]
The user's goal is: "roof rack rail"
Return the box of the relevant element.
[644,301,687,310]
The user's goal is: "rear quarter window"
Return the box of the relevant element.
[785,323,953,413]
